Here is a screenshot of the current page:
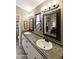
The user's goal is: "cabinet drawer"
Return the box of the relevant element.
[22,39,31,59]
[25,42,32,59]
[22,40,31,59]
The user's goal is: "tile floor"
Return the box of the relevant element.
[16,40,28,59]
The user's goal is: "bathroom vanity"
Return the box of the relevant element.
[22,32,63,59]
[22,32,46,59]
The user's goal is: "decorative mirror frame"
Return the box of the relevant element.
[43,9,61,41]
[24,21,27,29]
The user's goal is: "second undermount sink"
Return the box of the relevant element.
[24,32,31,34]
[36,39,53,50]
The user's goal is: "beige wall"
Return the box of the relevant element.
[16,6,29,31]
[28,0,63,45]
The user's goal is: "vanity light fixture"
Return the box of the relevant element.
[51,0,59,9]
[41,6,48,12]
[41,0,59,12]
[44,6,48,11]
[48,3,52,10]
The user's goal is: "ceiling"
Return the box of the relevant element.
[16,0,46,12]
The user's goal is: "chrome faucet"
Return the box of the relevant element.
[43,36,49,42]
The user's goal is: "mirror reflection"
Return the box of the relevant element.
[44,12,57,37]
[29,18,34,31]
[35,13,41,31]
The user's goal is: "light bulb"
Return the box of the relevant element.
[52,0,57,6]
[44,6,47,10]
[48,3,51,8]
[41,7,44,11]
[52,0,57,5]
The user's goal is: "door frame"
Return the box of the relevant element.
[16,14,22,46]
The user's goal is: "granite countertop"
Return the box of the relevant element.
[23,32,63,59]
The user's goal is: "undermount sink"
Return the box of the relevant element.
[36,39,53,50]
[24,32,31,34]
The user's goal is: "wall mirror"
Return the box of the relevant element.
[29,18,34,31]
[24,21,28,29]
[43,9,61,41]
[35,13,41,31]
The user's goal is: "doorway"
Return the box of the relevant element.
[16,15,22,46]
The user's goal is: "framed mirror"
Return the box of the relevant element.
[29,18,34,31]
[43,9,61,41]
[35,13,41,31]
[24,21,27,29]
